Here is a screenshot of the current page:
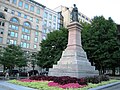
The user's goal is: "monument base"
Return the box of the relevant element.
[48,22,99,78]
[48,47,99,78]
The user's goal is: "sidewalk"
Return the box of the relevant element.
[0,81,37,90]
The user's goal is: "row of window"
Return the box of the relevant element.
[6,39,37,49]
[8,31,18,37]
[3,6,40,25]
[9,24,19,30]
[10,0,41,15]
[7,39,17,45]
[43,20,56,29]
[10,17,39,30]
[21,34,30,41]
[78,13,90,22]
[21,42,37,49]
[44,12,57,22]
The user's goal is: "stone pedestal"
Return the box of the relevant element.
[48,22,99,78]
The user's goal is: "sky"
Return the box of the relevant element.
[35,0,120,24]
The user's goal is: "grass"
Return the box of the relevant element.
[8,79,120,90]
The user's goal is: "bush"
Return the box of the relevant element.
[85,75,110,84]
[29,74,109,85]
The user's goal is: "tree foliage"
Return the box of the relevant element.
[81,16,120,74]
[0,45,27,70]
[37,28,68,68]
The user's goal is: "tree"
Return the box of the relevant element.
[37,28,68,69]
[0,45,27,71]
[81,16,120,75]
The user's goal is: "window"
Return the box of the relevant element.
[53,23,56,29]
[48,22,52,28]
[35,32,38,36]
[8,39,17,45]
[24,3,29,10]
[23,22,31,27]
[21,34,30,40]
[42,29,46,33]
[44,12,48,18]
[0,12,5,19]
[24,14,27,19]
[34,37,38,42]
[36,25,39,30]
[11,10,15,14]
[9,31,18,37]
[0,28,4,34]
[36,19,39,23]
[30,6,34,12]
[9,24,18,30]
[0,37,3,43]
[4,7,8,12]
[82,15,85,18]
[49,14,52,20]
[42,35,46,40]
[53,16,56,22]
[10,17,19,23]
[46,29,49,33]
[29,17,33,21]
[34,45,37,49]
[44,20,47,26]
[0,22,5,26]
[18,12,21,17]
[36,8,40,14]
[22,28,30,33]
[27,43,30,48]
[21,42,30,48]
[18,1,23,7]
[12,0,17,4]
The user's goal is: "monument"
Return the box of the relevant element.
[48,4,98,78]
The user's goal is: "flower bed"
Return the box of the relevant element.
[8,75,118,90]
[9,79,119,90]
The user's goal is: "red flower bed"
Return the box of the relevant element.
[48,81,86,89]
[30,76,87,85]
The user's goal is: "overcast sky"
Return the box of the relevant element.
[35,0,120,24]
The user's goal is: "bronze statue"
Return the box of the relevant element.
[71,4,79,22]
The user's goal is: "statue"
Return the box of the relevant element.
[71,4,79,22]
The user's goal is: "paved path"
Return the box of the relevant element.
[0,81,37,90]
[100,83,120,90]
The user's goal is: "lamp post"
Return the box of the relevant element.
[30,53,37,75]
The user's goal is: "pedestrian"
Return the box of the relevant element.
[5,69,9,79]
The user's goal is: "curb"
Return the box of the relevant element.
[89,82,120,90]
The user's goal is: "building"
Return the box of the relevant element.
[0,0,45,53]
[42,7,61,40]
[54,5,91,28]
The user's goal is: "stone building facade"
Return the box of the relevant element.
[0,0,45,52]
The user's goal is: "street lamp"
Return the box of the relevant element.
[30,53,37,75]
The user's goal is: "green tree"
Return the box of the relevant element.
[37,28,68,69]
[0,45,27,71]
[81,16,120,75]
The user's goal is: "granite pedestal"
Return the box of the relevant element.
[48,22,99,78]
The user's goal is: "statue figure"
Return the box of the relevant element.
[71,4,79,22]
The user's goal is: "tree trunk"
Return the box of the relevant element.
[103,67,105,74]
[112,67,115,76]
